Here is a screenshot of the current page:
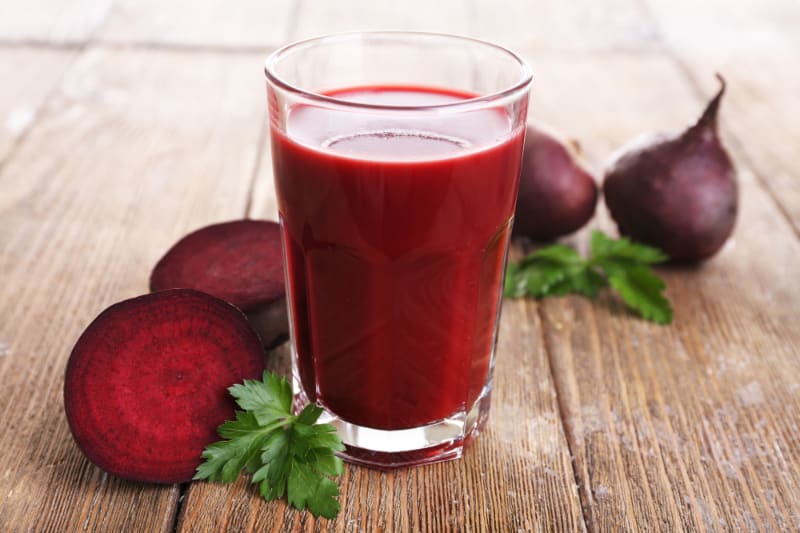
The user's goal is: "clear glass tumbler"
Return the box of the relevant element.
[265,31,531,468]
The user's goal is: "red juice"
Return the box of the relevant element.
[271,86,524,430]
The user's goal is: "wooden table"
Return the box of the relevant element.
[1,1,798,531]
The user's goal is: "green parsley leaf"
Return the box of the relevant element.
[604,263,673,324]
[505,230,673,324]
[590,230,667,264]
[307,475,341,519]
[194,411,281,483]
[228,372,293,426]
[195,371,345,519]
[505,244,598,298]
[522,243,584,266]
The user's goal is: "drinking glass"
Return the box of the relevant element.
[265,31,531,468]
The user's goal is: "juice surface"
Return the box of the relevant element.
[271,86,524,430]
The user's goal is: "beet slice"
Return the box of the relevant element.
[150,220,287,346]
[64,289,264,483]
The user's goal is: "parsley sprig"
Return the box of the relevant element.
[505,230,673,324]
[194,372,345,519]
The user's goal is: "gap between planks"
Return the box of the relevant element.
[0,37,277,55]
[6,6,793,529]
[536,303,594,531]
[171,3,302,529]
[0,46,280,532]
[0,36,679,58]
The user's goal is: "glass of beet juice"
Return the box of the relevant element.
[264,32,531,468]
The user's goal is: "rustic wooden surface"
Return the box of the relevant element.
[0,1,798,532]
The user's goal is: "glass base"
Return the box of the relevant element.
[293,378,493,469]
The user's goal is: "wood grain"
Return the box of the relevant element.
[0,48,75,165]
[1,1,799,531]
[177,7,584,531]
[526,51,800,532]
[176,300,586,533]
[0,0,112,44]
[0,47,267,532]
[97,0,296,48]
[645,0,800,234]
[247,130,279,221]
[469,0,661,51]
[294,0,471,41]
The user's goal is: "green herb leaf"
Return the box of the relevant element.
[307,475,342,519]
[523,243,584,266]
[505,231,672,324]
[505,243,604,299]
[228,372,293,426]
[590,230,667,264]
[195,371,344,519]
[605,263,673,324]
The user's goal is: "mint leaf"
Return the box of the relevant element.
[195,372,344,519]
[506,231,672,324]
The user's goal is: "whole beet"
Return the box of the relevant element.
[513,123,598,241]
[603,76,737,262]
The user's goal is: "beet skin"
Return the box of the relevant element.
[513,123,598,241]
[603,76,737,262]
[150,220,287,346]
[64,289,265,483]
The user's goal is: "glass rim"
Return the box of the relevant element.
[264,31,533,113]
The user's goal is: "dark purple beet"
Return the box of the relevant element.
[150,220,288,346]
[603,75,737,262]
[513,123,598,241]
[64,289,265,483]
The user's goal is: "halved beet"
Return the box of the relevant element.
[64,289,264,483]
[150,220,287,346]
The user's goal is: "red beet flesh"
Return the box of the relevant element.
[150,220,287,345]
[513,123,598,241]
[64,289,265,483]
[603,76,737,262]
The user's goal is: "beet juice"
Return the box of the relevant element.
[271,86,524,431]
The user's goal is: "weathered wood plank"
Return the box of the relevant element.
[96,0,296,48]
[294,0,471,40]
[247,130,278,221]
[644,0,800,54]
[645,0,800,234]
[177,7,585,531]
[0,0,112,43]
[527,51,800,532]
[0,47,267,531]
[1,1,797,531]
[0,48,75,165]
[177,299,586,532]
[469,0,661,51]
